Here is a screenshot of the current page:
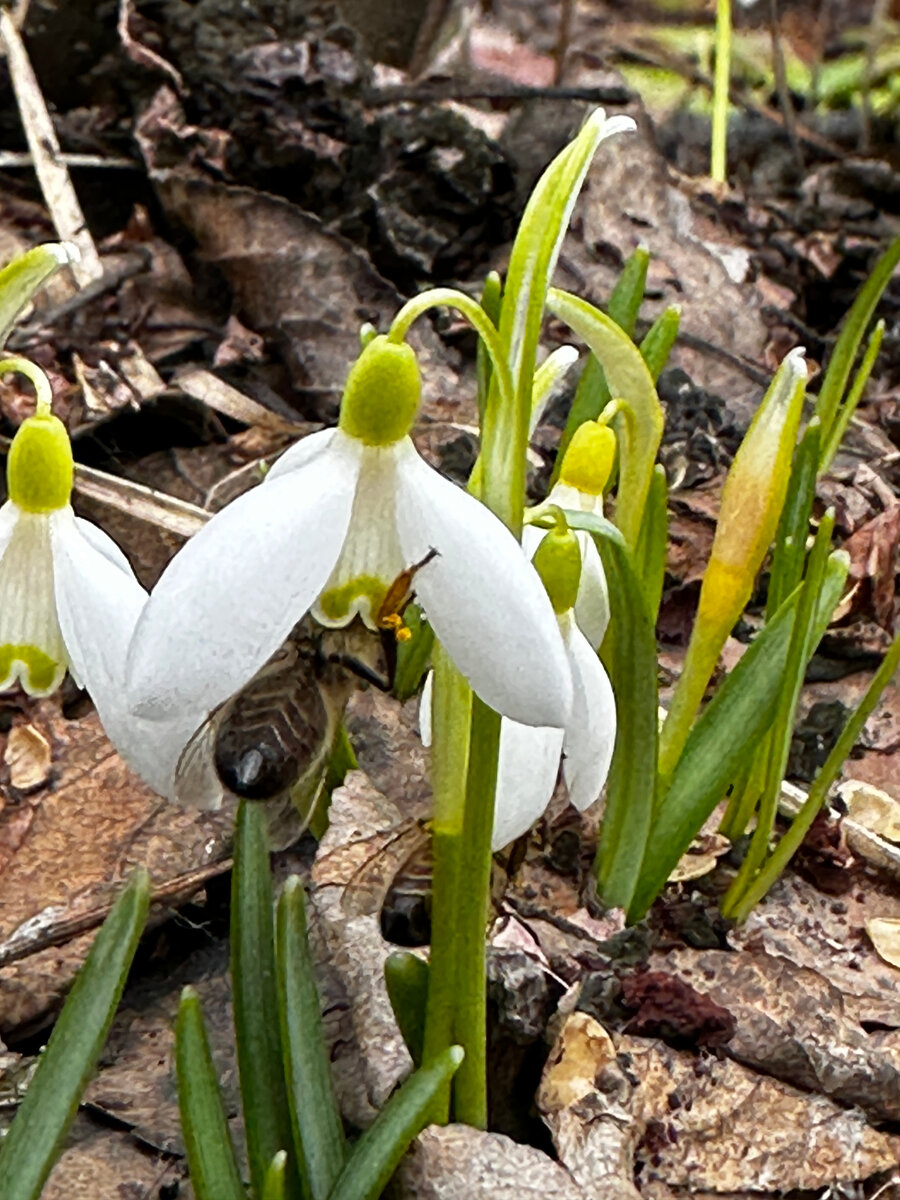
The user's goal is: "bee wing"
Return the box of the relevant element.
[341,822,429,919]
[173,712,228,811]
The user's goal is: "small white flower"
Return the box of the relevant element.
[421,519,616,850]
[0,362,199,796]
[127,335,573,730]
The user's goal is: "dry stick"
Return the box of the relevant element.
[0,9,103,285]
[0,859,232,969]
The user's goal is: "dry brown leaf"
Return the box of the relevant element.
[660,949,900,1121]
[0,704,233,1034]
[4,724,51,792]
[667,833,730,882]
[842,780,900,843]
[866,918,900,970]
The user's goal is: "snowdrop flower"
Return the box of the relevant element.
[127,334,573,729]
[0,357,201,796]
[423,514,616,849]
[524,418,617,648]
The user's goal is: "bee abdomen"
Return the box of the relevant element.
[214,681,329,801]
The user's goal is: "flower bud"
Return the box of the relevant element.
[698,347,807,630]
[7,411,73,513]
[559,420,616,496]
[533,514,582,615]
[339,334,421,447]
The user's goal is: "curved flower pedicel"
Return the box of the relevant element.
[422,516,616,849]
[523,417,617,649]
[0,359,200,795]
[127,335,573,730]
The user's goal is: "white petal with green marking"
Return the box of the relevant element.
[0,503,67,695]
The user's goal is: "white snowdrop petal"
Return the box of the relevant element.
[574,531,611,649]
[492,719,564,850]
[395,451,572,727]
[127,438,362,719]
[264,427,337,482]
[520,523,545,560]
[560,619,616,812]
[0,506,66,695]
[52,510,198,796]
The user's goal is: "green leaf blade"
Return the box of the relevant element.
[276,877,347,1200]
[327,1047,464,1200]
[176,988,246,1200]
[0,868,150,1200]
[233,801,297,1200]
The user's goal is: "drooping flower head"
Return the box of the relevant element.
[523,416,617,649]
[0,357,199,793]
[128,334,573,731]
[422,510,616,849]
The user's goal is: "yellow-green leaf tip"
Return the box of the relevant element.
[559,421,616,496]
[339,334,421,446]
[7,412,73,512]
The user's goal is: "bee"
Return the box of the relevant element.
[342,821,525,948]
[175,550,438,821]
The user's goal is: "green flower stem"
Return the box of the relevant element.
[728,627,900,921]
[421,644,471,1121]
[711,0,732,182]
[387,287,514,434]
[451,696,501,1127]
[0,355,52,414]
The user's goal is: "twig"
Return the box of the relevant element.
[0,9,102,284]
[0,151,139,170]
[363,80,632,107]
[0,860,232,969]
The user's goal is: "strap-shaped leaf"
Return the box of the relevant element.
[327,1048,463,1200]
[628,558,847,921]
[277,877,347,1200]
[233,802,296,1200]
[176,988,246,1200]
[548,288,663,547]
[0,243,75,348]
[0,869,149,1200]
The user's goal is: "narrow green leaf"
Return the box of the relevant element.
[476,271,502,424]
[327,1047,464,1200]
[608,246,649,337]
[175,988,246,1200]
[276,877,347,1200]
[556,515,657,910]
[814,232,900,445]
[553,250,658,486]
[384,952,429,1068]
[639,305,681,382]
[629,563,845,921]
[634,463,668,622]
[263,1152,288,1200]
[0,869,149,1200]
[731,623,900,918]
[627,595,800,922]
[767,419,821,618]
[821,319,885,469]
[233,802,297,1200]
[487,111,633,529]
[722,532,848,914]
[0,243,73,348]
[548,288,663,548]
